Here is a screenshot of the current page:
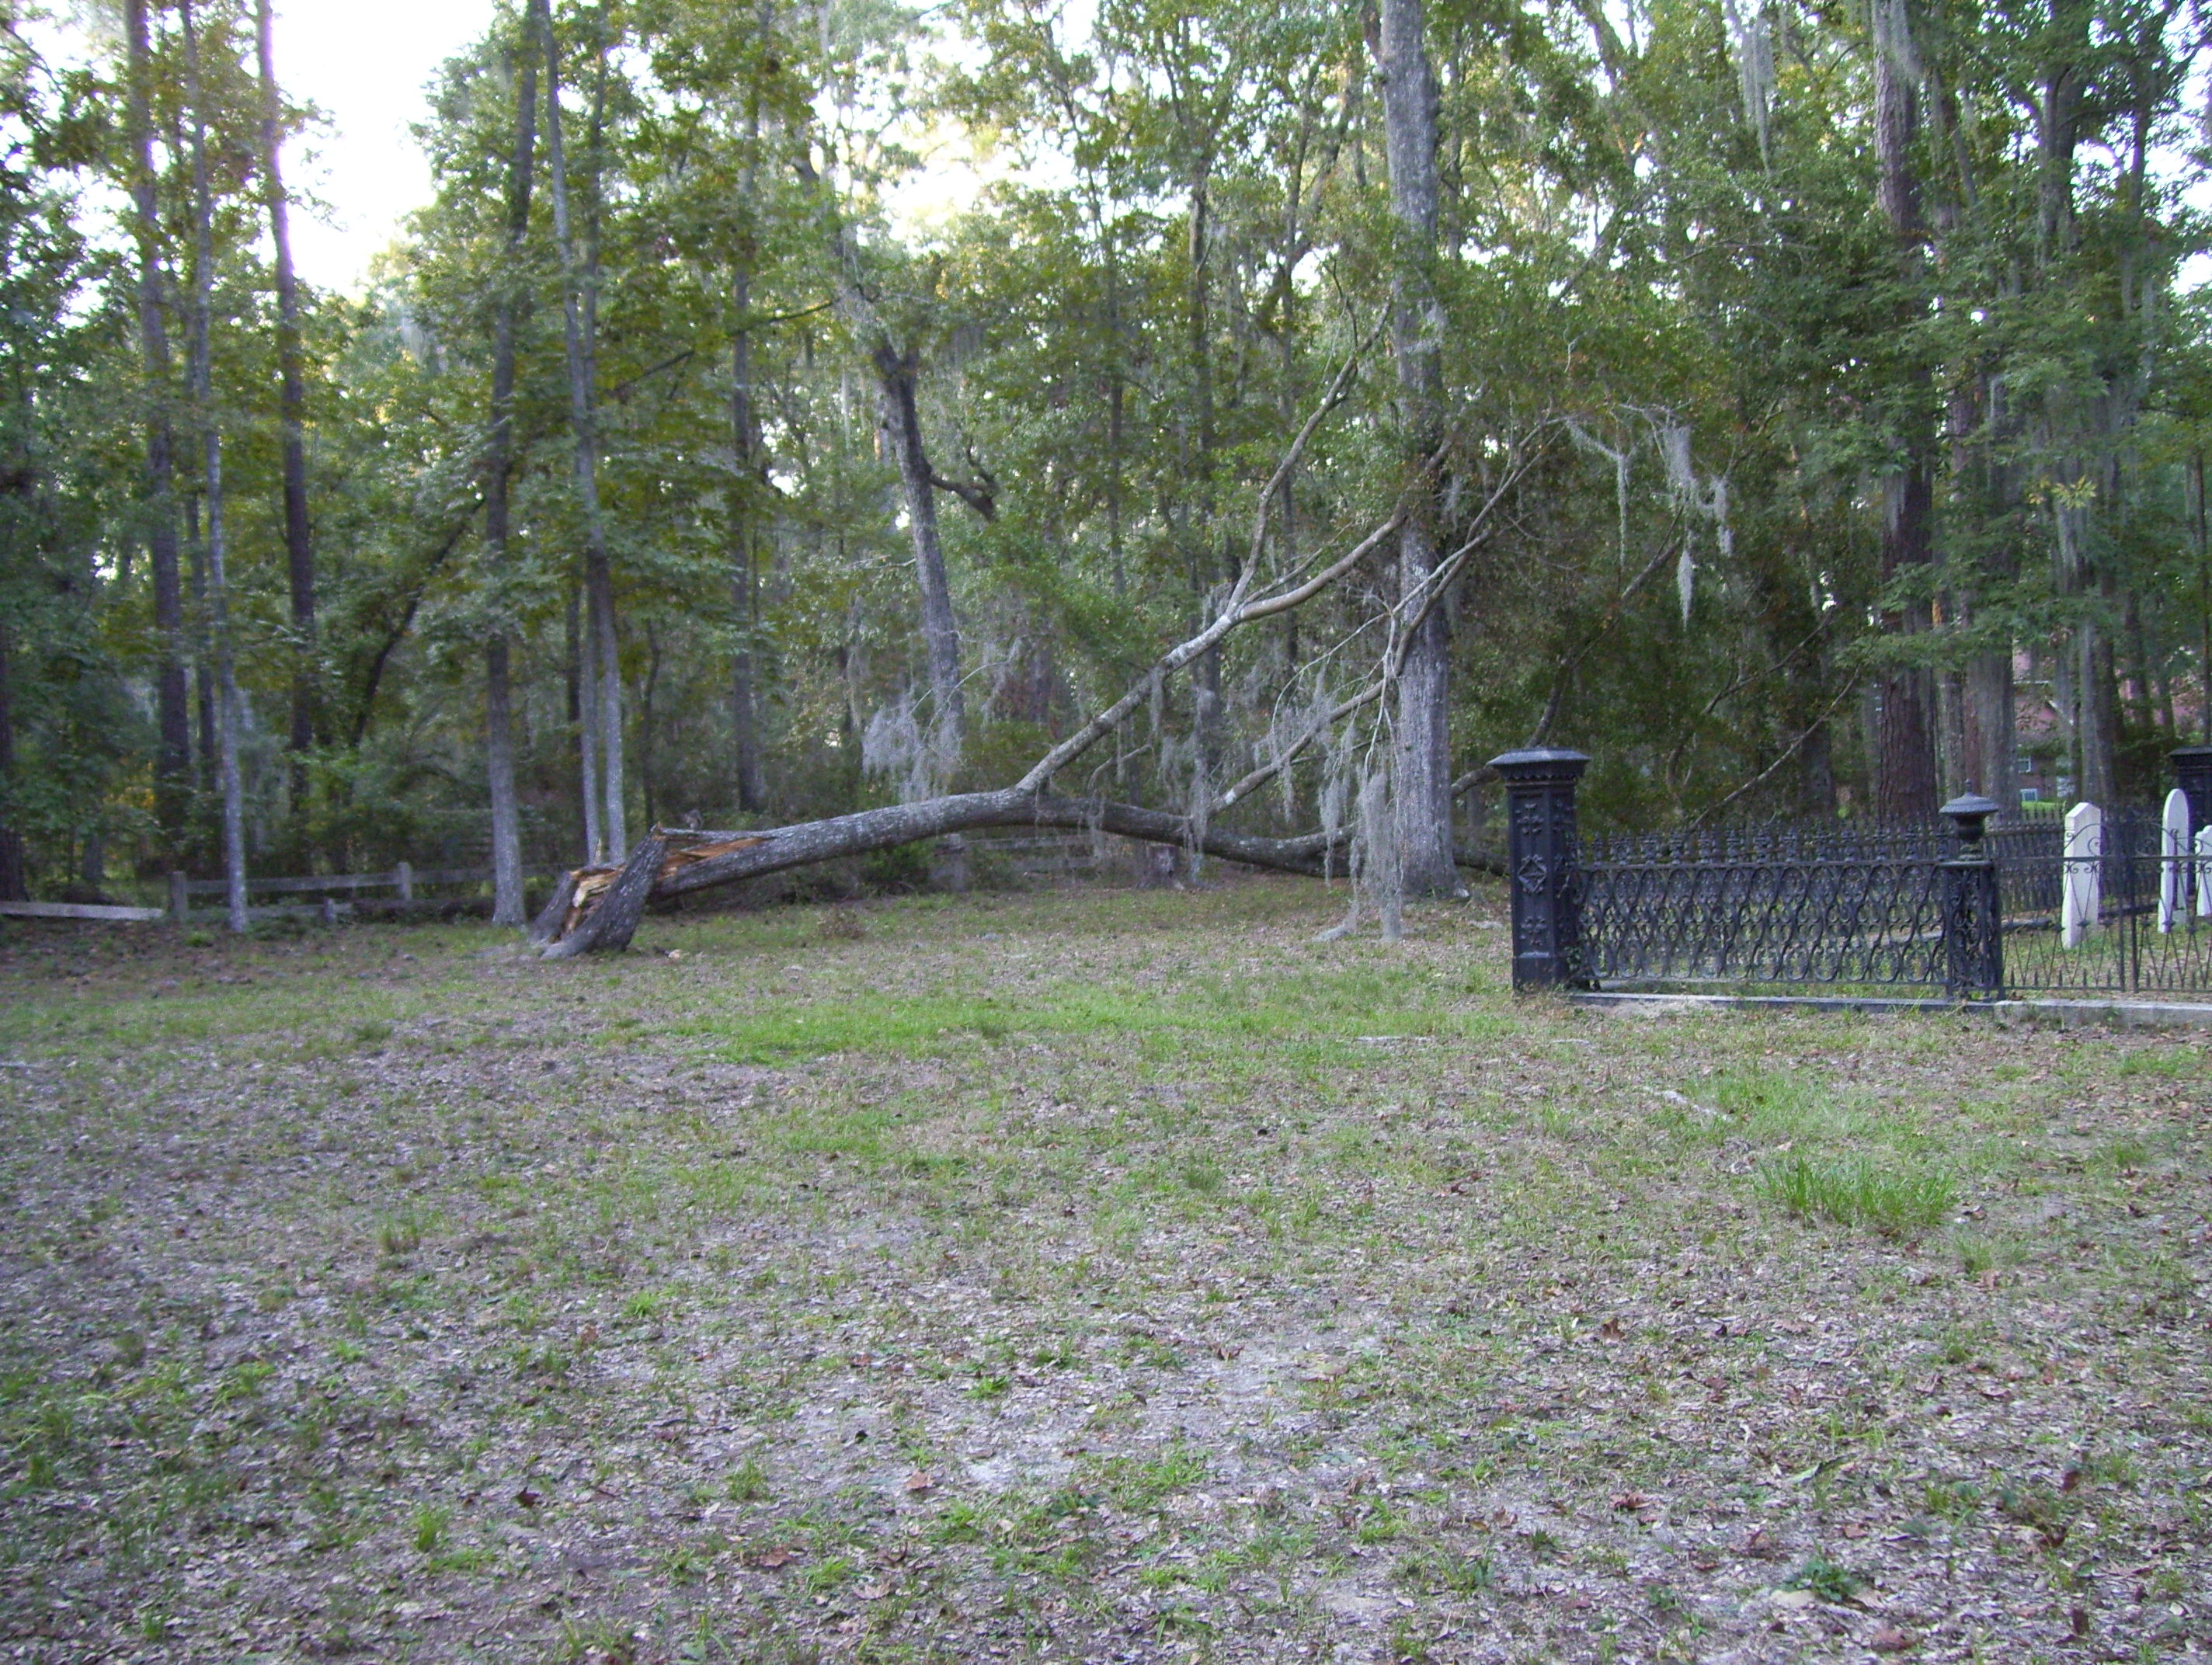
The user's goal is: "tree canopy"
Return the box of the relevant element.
[2,0,2208,915]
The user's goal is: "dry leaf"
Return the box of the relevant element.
[857,1578,892,1601]
[753,1546,799,1569]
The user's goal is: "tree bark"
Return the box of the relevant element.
[482,26,538,926]
[729,6,770,815]
[729,280,767,812]
[1377,0,1459,895]
[537,793,1355,958]
[182,0,245,933]
[537,0,624,858]
[124,0,190,850]
[0,614,23,901]
[1871,0,1940,822]
[255,0,316,796]
[873,342,965,784]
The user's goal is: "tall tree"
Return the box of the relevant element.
[255,0,315,799]
[1869,0,1940,821]
[727,15,768,817]
[180,0,245,931]
[482,25,538,924]
[537,0,624,859]
[123,0,190,850]
[0,617,22,902]
[1377,0,1459,892]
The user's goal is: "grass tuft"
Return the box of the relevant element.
[1758,1152,1955,1238]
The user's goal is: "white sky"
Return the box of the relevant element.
[35,0,503,294]
[266,0,503,292]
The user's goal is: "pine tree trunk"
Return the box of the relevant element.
[255,0,316,804]
[1378,0,1459,894]
[483,27,538,925]
[537,0,624,857]
[125,0,190,850]
[183,0,245,933]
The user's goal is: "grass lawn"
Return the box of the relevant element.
[1,876,2207,1663]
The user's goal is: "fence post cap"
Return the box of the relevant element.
[1939,792,2002,819]
[1487,748,1591,780]
[1940,793,2002,845]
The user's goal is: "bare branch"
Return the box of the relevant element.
[1014,512,1399,794]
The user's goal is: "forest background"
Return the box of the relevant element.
[2,0,2210,919]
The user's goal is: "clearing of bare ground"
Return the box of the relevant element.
[1,878,2208,1665]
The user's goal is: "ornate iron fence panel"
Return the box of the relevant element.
[1998,809,2212,997]
[1579,853,1951,992]
[1496,746,2212,1002]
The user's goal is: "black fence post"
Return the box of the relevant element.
[1489,748,1590,991]
[1939,793,2004,999]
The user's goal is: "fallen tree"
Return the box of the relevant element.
[535,358,1543,956]
[530,792,1366,957]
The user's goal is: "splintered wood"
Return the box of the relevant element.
[561,867,621,936]
[559,836,768,937]
[658,835,769,873]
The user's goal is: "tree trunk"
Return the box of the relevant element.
[255,0,315,801]
[183,0,245,933]
[873,342,965,783]
[1377,0,1459,895]
[483,26,538,926]
[0,615,23,901]
[729,9,770,816]
[729,277,767,813]
[537,791,1359,957]
[125,0,190,850]
[1871,0,1940,822]
[537,0,624,857]
[569,575,602,859]
[1964,649,2013,805]
[2079,580,2119,804]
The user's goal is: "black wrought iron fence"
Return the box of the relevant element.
[1488,744,2212,1003]
[1996,808,2212,998]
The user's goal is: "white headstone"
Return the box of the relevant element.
[2062,801,2103,948]
[2199,825,2212,919]
[2160,788,2190,933]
